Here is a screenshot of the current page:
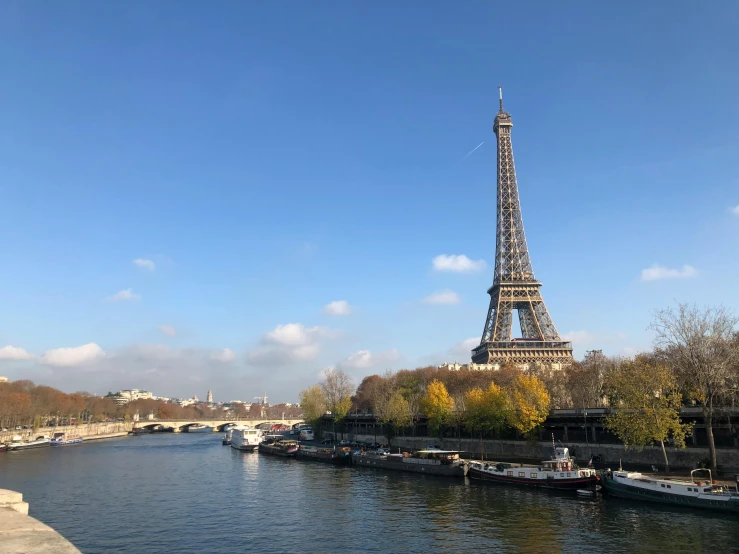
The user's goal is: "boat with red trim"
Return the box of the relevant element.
[467,447,599,490]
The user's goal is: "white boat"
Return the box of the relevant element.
[601,468,739,512]
[50,432,83,446]
[230,426,262,451]
[187,424,212,433]
[467,447,599,490]
[223,428,234,445]
[7,435,51,451]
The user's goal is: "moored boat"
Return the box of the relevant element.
[7,435,52,451]
[601,468,739,512]
[230,426,262,451]
[297,445,352,465]
[50,432,83,446]
[467,447,599,490]
[352,449,465,477]
[187,424,212,433]
[258,437,298,457]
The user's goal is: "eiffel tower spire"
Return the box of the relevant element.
[472,88,573,367]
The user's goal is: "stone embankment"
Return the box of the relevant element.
[0,490,81,553]
[1,421,132,443]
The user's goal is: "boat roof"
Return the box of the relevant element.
[415,450,462,454]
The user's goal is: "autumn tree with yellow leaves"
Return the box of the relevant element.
[421,379,454,438]
[506,374,551,439]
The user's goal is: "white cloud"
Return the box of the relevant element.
[158,325,177,337]
[640,264,697,281]
[423,290,460,305]
[107,288,141,302]
[432,254,486,273]
[323,300,352,316]
[731,205,739,216]
[0,346,35,361]
[246,323,338,366]
[39,343,106,367]
[337,348,401,370]
[133,258,156,271]
[211,348,236,362]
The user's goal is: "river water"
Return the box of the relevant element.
[1,433,737,553]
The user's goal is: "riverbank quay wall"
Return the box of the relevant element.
[327,407,739,472]
[0,421,131,443]
[0,490,81,553]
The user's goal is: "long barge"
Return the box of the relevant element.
[258,438,298,457]
[352,449,465,477]
[297,445,352,465]
[467,447,599,490]
[601,468,739,512]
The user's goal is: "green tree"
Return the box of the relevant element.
[377,391,412,443]
[464,382,509,458]
[299,385,327,428]
[506,374,550,439]
[421,379,454,438]
[604,357,692,472]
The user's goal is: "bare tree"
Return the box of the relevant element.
[651,303,739,469]
[320,369,354,439]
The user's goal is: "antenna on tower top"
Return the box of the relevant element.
[499,86,504,111]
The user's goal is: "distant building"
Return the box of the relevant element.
[0,376,8,383]
[114,389,153,405]
[206,389,213,404]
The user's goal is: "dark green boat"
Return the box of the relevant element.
[601,468,739,513]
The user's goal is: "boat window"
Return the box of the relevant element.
[567,473,571,477]
[661,484,665,488]
[687,487,692,491]
[560,473,565,477]
[518,472,525,477]
[704,488,711,492]
[507,471,513,476]
[666,484,671,489]
[531,473,537,478]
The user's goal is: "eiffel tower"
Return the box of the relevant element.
[471,88,573,367]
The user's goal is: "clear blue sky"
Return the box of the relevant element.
[1,1,738,401]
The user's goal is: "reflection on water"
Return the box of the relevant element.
[0,434,737,553]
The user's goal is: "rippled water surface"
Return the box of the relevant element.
[1,434,738,553]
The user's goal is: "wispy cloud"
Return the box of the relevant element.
[211,348,236,362]
[245,323,340,366]
[640,264,697,281]
[461,141,484,161]
[107,289,141,302]
[337,348,401,370]
[423,290,460,305]
[731,205,739,216]
[133,258,156,271]
[158,325,177,337]
[323,300,351,316]
[0,345,35,361]
[432,254,486,273]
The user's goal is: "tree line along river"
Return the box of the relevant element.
[1,432,738,553]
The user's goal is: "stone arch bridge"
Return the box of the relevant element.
[133,419,304,433]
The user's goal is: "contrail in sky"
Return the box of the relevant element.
[461,141,484,161]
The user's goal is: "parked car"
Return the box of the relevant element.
[339,439,351,446]
[320,439,334,445]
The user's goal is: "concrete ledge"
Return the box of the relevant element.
[0,491,81,554]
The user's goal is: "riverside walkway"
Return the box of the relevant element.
[0,490,81,553]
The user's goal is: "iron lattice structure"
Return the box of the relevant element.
[471,89,573,367]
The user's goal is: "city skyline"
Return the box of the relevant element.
[2,3,739,401]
